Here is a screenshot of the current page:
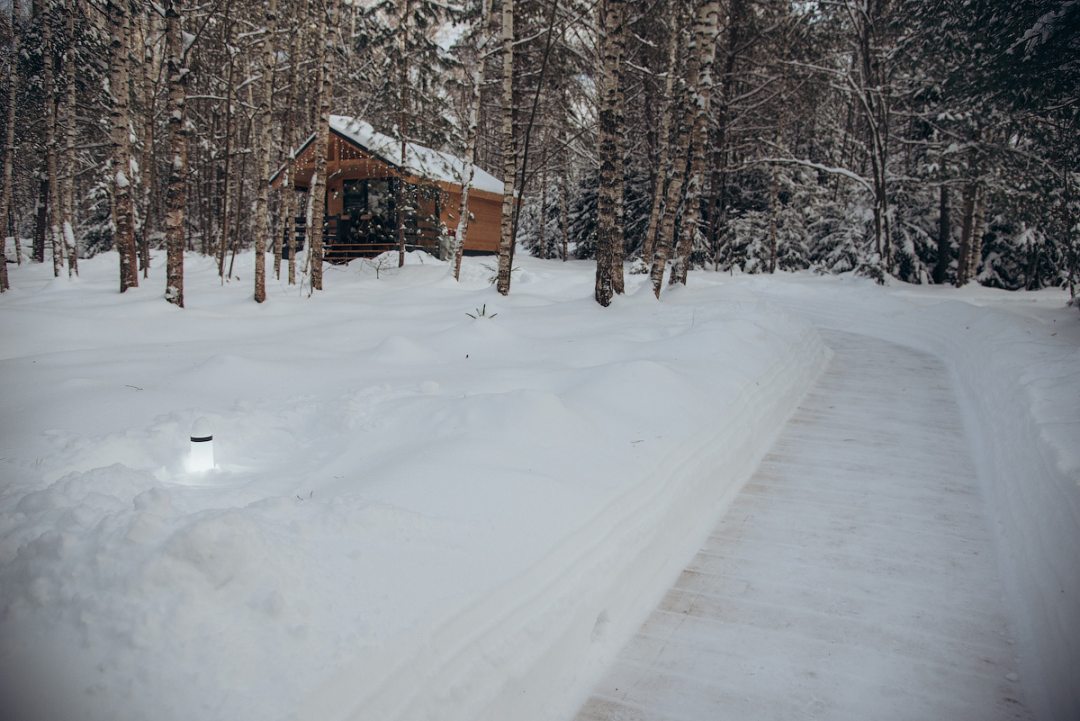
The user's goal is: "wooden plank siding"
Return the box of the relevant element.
[440,190,502,253]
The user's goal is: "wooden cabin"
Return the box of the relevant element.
[270,115,504,262]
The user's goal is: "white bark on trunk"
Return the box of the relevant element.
[610,1,626,295]
[307,0,335,292]
[669,0,719,287]
[451,0,492,281]
[252,0,277,303]
[137,4,156,277]
[164,0,187,307]
[1,0,21,288]
[642,17,679,267]
[595,0,624,307]
[280,18,305,285]
[495,0,515,296]
[109,0,138,292]
[43,0,64,277]
[62,0,78,276]
[650,11,696,298]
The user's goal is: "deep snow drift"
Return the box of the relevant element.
[0,252,827,721]
[0,251,1076,721]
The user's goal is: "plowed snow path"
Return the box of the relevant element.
[574,331,1031,721]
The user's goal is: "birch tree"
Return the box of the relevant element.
[252,0,277,303]
[164,0,187,307]
[609,0,626,295]
[307,0,336,293]
[277,16,305,285]
[668,0,719,287]
[108,0,138,292]
[494,0,515,296]
[451,0,492,281]
[1,0,19,290]
[41,0,63,276]
[641,15,680,266]
[135,3,157,277]
[594,0,624,307]
[215,2,236,280]
[61,0,77,275]
[396,0,411,268]
[648,8,697,298]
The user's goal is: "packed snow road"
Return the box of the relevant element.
[574,330,1031,721]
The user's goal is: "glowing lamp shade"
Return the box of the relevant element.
[188,417,215,472]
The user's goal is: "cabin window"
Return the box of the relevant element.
[367,180,393,218]
[338,178,397,247]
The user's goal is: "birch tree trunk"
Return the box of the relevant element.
[669,0,719,287]
[559,162,569,262]
[649,45,693,298]
[610,1,626,295]
[109,0,139,292]
[967,186,985,283]
[538,145,548,259]
[42,0,64,277]
[397,0,411,268]
[164,0,187,307]
[451,0,491,281]
[216,6,235,280]
[767,164,778,273]
[252,0,277,303]
[280,16,305,284]
[594,0,624,307]
[494,0,515,296]
[956,139,981,287]
[307,0,336,293]
[959,179,984,284]
[33,178,46,263]
[932,182,949,284]
[62,0,78,275]
[649,5,700,297]
[1063,151,1076,305]
[642,19,680,265]
[705,0,743,271]
[137,4,156,277]
[226,79,253,282]
[1,0,21,287]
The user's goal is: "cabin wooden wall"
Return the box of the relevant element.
[441,192,501,253]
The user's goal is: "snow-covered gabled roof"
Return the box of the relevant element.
[329,115,504,195]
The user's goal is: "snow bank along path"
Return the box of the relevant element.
[734,277,1080,721]
[575,330,1031,721]
[0,253,829,721]
[293,287,831,721]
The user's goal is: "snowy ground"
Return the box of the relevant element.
[0,251,1077,721]
[734,272,1080,721]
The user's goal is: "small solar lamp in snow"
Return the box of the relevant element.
[189,417,214,472]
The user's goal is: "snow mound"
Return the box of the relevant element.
[0,252,828,721]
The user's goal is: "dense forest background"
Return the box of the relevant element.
[0,0,1077,304]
